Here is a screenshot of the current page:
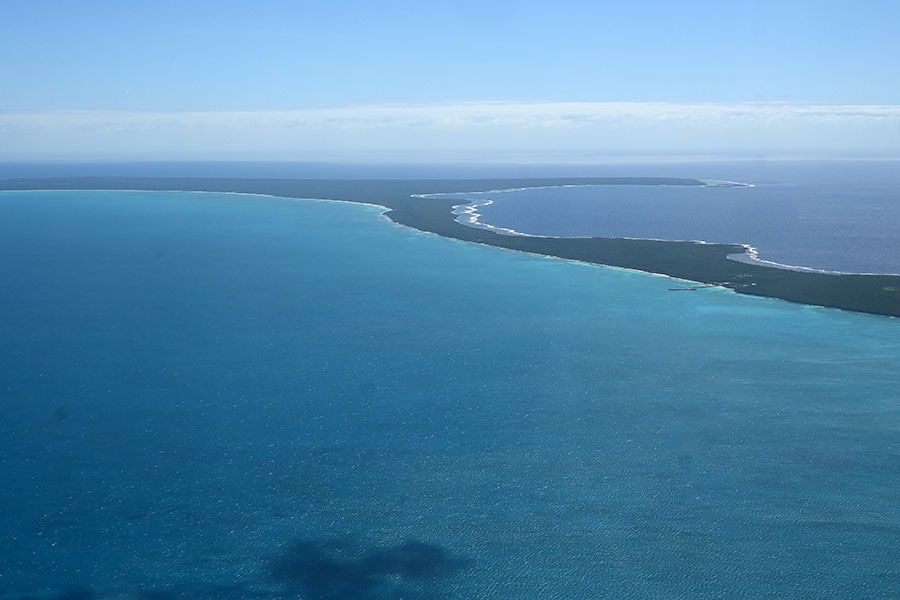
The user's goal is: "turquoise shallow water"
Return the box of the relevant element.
[1,190,898,599]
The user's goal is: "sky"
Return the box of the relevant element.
[2,0,899,161]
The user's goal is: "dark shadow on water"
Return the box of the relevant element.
[361,540,469,579]
[269,538,472,600]
[11,539,469,600]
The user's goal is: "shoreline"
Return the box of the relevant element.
[2,176,899,318]
[451,196,900,277]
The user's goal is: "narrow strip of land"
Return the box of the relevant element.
[3,176,898,318]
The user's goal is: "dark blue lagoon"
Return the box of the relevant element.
[1,189,898,599]
[446,160,900,275]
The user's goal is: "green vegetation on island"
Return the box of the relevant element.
[3,176,899,318]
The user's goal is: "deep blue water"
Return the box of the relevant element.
[447,160,900,274]
[1,189,898,599]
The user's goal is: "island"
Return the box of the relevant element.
[2,176,899,318]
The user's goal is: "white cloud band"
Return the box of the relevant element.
[2,101,899,159]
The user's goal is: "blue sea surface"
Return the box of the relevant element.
[449,161,900,274]
[1,189,898,599]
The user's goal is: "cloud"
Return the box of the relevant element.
[2,102,899,159]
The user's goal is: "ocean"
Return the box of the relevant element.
[0,164,898,599]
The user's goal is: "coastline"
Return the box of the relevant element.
[2,176,899,318]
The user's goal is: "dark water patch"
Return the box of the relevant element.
[56,588,95,600]
[360,540,471,579]
[269,538,471,599]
